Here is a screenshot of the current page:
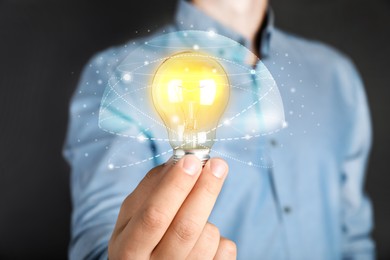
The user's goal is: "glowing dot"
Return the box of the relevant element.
[84,153,89,157]
[224,119,231,125]
[248,161,253,166]
[289,110,293,115]
[281,67,284,70]
[123,73,131,81]
[83,104,87,108]
[250,69,256,74]
[108,164,114,170]
[144,41,148,44]
[96,70,99,74]
[184,67,189,72]
[290,88,296,93]
[282,121,288,128]
[244,134,251,140]
[137,135,146,142]
[212,68,217,73]
[193,44,199,50]
[285,53,289,57]
[144,61,149,65]
[97,79,103,84]
[208,30,216,37]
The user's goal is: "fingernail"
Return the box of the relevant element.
[182,155,201,175]
[210,159,227,178]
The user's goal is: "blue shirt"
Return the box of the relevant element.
[63,1,374,259]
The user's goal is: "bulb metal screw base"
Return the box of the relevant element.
[173,149,210,166]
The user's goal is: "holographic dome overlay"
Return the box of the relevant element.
[99,30,285,169]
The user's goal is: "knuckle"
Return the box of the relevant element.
[202,181,220,197]
[145,165,163,180]
[173,218,201,242]
[144,169,154,180]
[203,223,220,242]
[221,239,237,256]
[122,193,134,205]
[171,179,189,194]
[119,194,133,212]
[140,206,168,231]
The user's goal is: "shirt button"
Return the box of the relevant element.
[270,139,278,147]
[283,206,292,214]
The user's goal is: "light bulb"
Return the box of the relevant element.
[151,51,230,164]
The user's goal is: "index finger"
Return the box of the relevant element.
[120,155,202,257]
[113,159,174,234]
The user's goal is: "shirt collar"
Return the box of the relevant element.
[174,0,274,60]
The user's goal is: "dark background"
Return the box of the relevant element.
[0,0,389,259]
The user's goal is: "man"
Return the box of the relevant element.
[64,0,374,259]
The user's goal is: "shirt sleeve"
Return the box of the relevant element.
[339,59,375,260]
[63,51,159,260]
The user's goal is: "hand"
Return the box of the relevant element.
[108,155,236,260]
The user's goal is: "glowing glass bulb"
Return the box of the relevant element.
[152,51,230,164]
